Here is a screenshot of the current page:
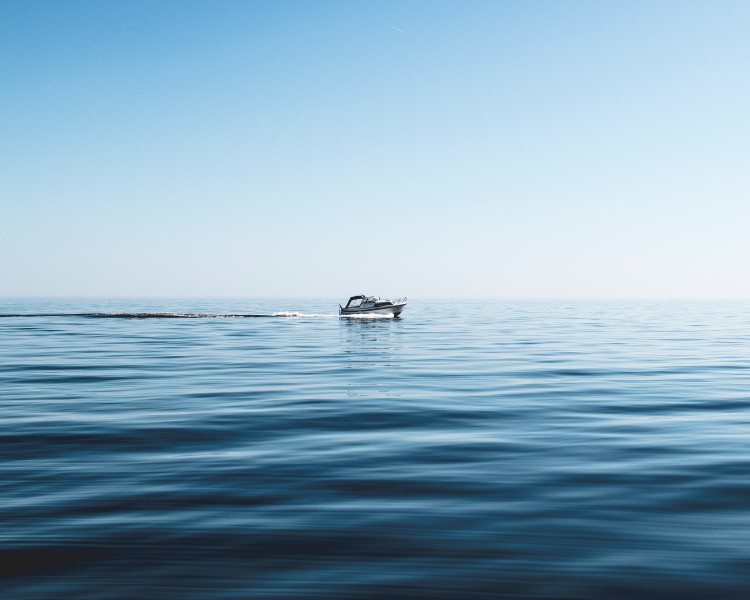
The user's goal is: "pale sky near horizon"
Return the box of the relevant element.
[2,0,749,298]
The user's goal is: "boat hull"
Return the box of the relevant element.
[339,303,406,317]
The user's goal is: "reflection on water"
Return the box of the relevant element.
[1,298,750,598]
[340,317,405,399]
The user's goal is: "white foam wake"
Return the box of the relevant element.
[272,311,394,319]
[272,312,339,318]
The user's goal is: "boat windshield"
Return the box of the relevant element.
[346,297,363,308]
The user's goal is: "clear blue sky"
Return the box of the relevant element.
[2,0,749,298]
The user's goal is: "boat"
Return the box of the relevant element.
[339,294,407,317]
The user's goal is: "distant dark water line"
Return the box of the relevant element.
[0,312,306,319]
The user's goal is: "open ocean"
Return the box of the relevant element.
[2,298,750,599]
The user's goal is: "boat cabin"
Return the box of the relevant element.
[343,295,397,309]
[344,295,370,309]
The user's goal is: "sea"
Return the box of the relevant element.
[2,298,750,599]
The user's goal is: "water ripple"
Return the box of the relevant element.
[2,299,750,598]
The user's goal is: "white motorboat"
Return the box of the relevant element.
[339,294,407,317]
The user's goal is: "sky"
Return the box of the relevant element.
[1,0,749,298]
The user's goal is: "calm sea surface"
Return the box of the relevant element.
[2,298,750,599]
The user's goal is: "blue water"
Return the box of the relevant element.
[2,298,750,599]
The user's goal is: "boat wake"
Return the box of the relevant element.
[0,312,395,320]
[274,311,394,319]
